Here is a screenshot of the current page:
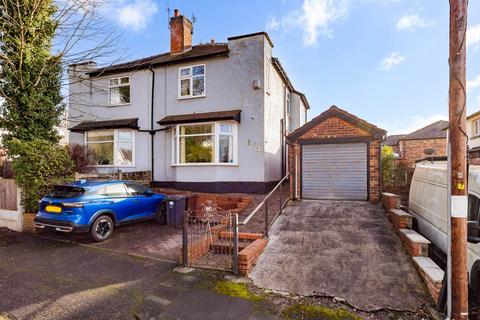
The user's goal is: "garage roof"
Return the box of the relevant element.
[288,105,386,141]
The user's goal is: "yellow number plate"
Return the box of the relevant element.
[45,205,62,213]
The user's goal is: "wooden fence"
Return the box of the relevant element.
[0,179,17,210]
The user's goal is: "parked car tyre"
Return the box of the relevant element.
[90,215,114,242]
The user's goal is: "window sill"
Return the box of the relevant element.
[108,103,131,107]
[177,95,206,100]
[171,163,238,167]
[88,165,136,168]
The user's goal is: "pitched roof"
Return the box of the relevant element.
[158,110,241,126]
[467,110,480,120]
[403,120,448,140]
[287,105,386,141]
[383,134,406,146]
[69,118,139,132]
[87,43,229,77]
[271,58,310,109]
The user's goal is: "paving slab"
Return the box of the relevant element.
[249,200,430,311]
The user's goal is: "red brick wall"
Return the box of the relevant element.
[401,138,446,162]
[169,15,192,54]
[288,116,382,203]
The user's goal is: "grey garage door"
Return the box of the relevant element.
[302,143,368,200]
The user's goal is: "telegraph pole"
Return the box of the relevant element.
[449,1,469,319]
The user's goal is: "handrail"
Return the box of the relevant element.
[239,172,291,225]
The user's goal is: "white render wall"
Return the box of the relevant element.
[68,33,308,185]
[467,116,480,149]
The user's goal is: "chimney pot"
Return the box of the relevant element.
[210,39,215,44]
[174,9,179,17]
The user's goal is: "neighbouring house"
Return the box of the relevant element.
[383,120,448,162]
[467,111,480,164]
[68,9,309,194]
[287,106,386,203]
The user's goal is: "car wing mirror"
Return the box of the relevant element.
[468,221,480,244]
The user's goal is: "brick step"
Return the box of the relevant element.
[412,256,444,302]
[388,209,412,230]
[382,192,401,210]
[210,240,249,253]
[398,229,430,257]
[219,231,264,241]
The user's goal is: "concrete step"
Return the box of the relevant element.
[388,208,413,230]
[398,229,430,257]
[412,256,444,302]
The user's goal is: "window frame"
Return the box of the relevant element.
[473,119,480,137]
[171,121,238,166]
[177,64,206,99]
[85,129,135,167]
[108,76,131,106]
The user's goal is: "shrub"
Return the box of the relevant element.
[68,143,95,174]
[7,139,74,212]
[382,146,396,186]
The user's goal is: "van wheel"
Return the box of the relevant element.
[471,260,480,308]
[91,215,114,242]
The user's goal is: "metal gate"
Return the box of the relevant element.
[182,201,238,272]
[302,143,368,200]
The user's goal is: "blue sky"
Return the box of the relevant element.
[96,0,480,135]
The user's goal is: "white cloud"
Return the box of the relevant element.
[266,16,280,31]
[467,74,480,92]
[114,0,158,31]
[396,14,434,31]
[467,24,480,48]
[384,114,448,135]
[379,52,405,71]
[267,0,349,46]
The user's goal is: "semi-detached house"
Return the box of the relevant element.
[68,9,309,194]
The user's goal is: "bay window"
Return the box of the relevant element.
[173,123,237,165]
[86,129,135,166]
[178,64,205,98]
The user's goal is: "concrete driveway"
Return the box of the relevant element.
[249,200,430,311]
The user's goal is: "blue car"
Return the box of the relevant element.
[34,180,167,242]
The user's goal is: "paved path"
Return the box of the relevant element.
[0,232,277,320]
[249,200,430,311]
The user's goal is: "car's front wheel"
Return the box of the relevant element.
[91,215,114,242]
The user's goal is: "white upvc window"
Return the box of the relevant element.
[109,76,130,106]
[172,122,238,165]
[286,90,292,131]
[473,119,480,137]
[85,129,135,166]
[178,64,206,98]
[265,58,271,94]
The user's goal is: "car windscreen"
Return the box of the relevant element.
[47,186,85,199]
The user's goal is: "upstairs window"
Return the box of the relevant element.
[178,65,205,98]
[109,76,130,105]
[473,119,480,137]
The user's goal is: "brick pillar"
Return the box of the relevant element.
[369,140,381,203]
[288,143,300,200]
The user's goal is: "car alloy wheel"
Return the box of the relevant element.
[95,217,112,240]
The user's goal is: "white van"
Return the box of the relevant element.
[409,160,480,306]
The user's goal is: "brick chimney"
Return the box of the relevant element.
[169,9,193,55]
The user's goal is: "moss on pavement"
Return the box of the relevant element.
[214,280,264,302]
[282,303,362,320]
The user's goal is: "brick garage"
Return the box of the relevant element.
[287,106,386,203]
